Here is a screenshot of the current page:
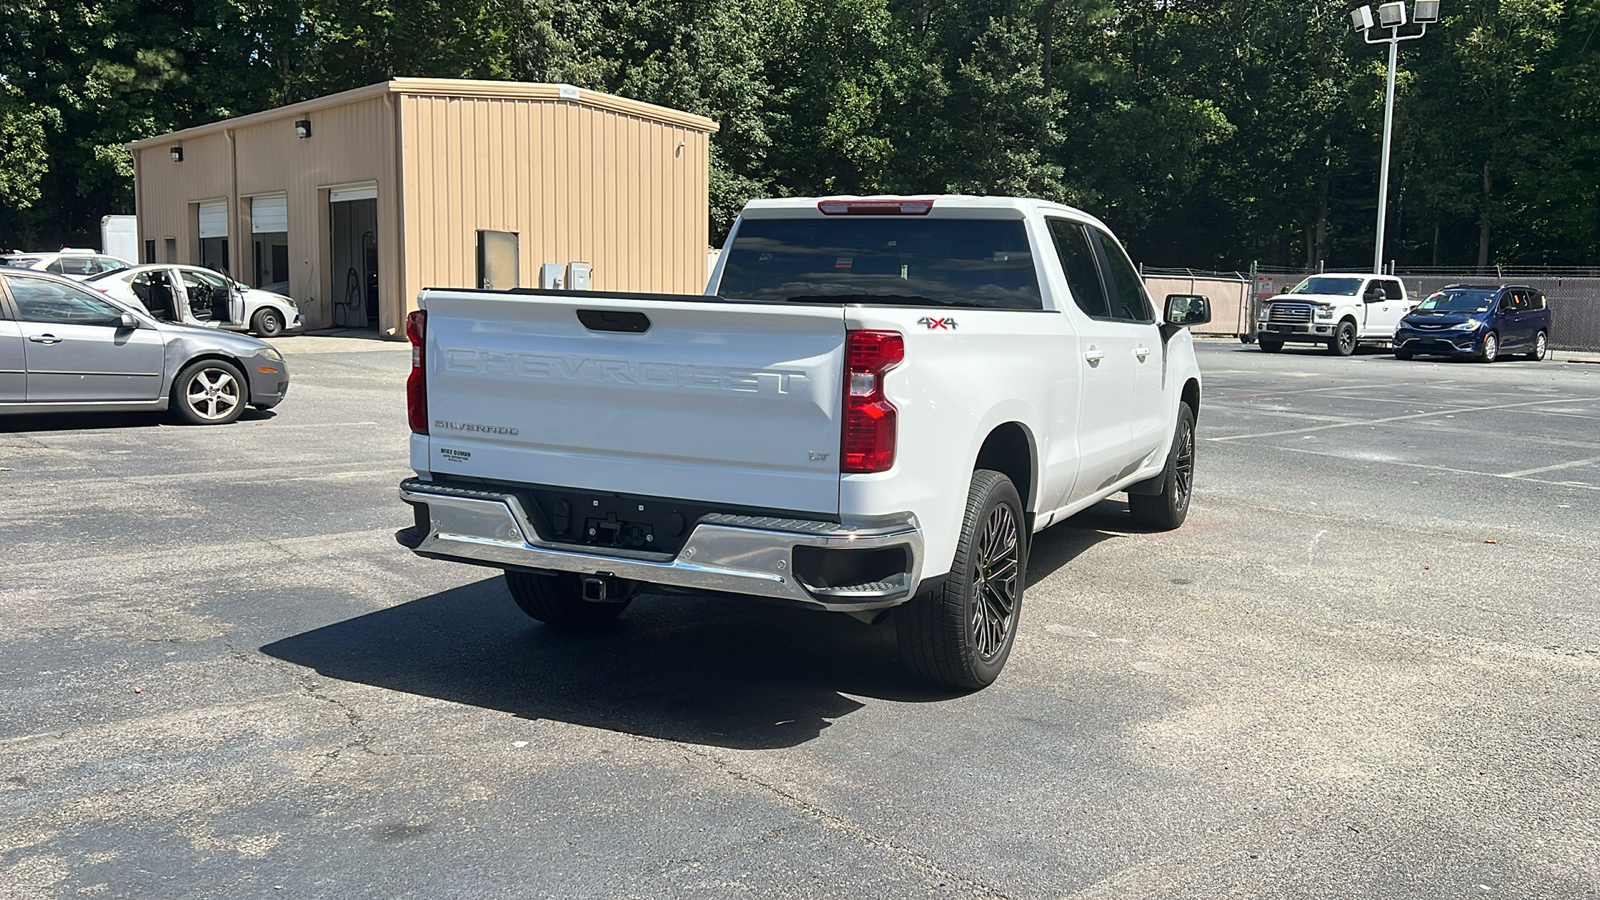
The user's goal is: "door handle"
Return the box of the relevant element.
[28,334,62,345]
[1134,346,1151,362]
[1084,346,1105,365]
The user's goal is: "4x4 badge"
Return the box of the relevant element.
[918,316,958,330]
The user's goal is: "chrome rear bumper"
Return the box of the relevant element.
[398,479,923,612]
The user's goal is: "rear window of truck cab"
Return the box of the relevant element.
[718,217,1042,309]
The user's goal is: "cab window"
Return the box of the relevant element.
[1045,218,1110,318]
[1087,227,1154,323]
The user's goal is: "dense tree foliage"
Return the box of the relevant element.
[3,0,1596,268]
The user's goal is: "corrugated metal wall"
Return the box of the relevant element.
[231,96,400,334]
[133,81,716,336]
[398,93,712,299]
[134,132,233,266]
[134,94,399,333]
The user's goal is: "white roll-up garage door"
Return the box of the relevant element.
[329,183,377,203]
[197,200,228,238]
[251,194,287,233]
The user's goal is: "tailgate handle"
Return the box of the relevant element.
[577,310,651,334]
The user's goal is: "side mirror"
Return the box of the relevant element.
[119,312,138,329]
[1364,288,1384,302]
[1164,294,1211,328]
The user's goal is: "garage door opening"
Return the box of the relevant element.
[329,185,377,328]
[197,200,228,274]
[250,193,290,294]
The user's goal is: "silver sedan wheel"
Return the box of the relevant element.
[185,367,241,421]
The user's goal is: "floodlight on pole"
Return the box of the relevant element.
[1354,1,1436,274]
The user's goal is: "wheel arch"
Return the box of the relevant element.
[1181,377,1201,421]
[973,421,1037,522]
[175,352,254,404]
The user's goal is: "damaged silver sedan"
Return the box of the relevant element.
[0,269,289,425]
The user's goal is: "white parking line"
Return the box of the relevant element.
[1219,442,1600,491]
[1498,455,1600,479]
[1206,397,1600,442]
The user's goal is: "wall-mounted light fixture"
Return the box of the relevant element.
[295,119,312,139]
[170,146,183,162]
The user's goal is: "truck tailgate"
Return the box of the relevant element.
[419,290,846,515]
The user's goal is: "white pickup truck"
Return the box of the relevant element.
[397,196,1211,688]
[1256,273,1413,355]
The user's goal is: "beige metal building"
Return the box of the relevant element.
[127,78,718,336]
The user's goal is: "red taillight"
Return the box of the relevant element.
[406,309,428,435]
[817,199,934,216]
[842,330,904,473]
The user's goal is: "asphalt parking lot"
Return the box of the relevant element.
[3,337,1597,899]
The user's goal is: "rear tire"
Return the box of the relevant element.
[1129,403,1196,531]
[896,470,1026,690]
[504,571,631,626]
[1259,339,1283,353]
[1527,330,1547,361]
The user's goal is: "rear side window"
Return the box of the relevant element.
[1046,218,1110,318]
[719,217,1042,309]
[1530,292,1546,310]
[52,256,96,276]
[1089,227,1154,322]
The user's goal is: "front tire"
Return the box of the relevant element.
[1527,330,1547,361]
[504,571,631,626]
[1478,331,1500,363]
[896,470,1026,690]
[1259,338,1283,353]
[1129,403,1196,531]
[1394,349,1414,361]
[1328,320,1357,356]
[251,307,285,338]
[170,359,247,425]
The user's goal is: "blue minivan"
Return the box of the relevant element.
[1393,284,1551,362]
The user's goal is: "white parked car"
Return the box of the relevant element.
[1256,273,1415,355]
[397,194,1211,689]
[86,264,302,337]
[1,250,133,280]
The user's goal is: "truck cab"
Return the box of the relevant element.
[1257,273,1413,356]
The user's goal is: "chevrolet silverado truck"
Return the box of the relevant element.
[1256,273,1413,355]
[396,196,1211,688]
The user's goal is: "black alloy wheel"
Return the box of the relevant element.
[1329,320,1357,356]
[969,501,1021,663]
[896,469,1027,689]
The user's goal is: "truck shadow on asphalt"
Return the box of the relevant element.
[261,517,1117,751]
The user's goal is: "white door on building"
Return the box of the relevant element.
[196,199,228,274]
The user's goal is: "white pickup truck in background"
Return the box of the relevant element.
[1256,272,1413,355]
[397,196,1211,688]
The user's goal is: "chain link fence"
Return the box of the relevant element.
[1141,265,1600,353]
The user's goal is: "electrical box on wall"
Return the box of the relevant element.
[539,263,564,290]
[566,262,592,291]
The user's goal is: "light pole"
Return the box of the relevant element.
[1350,0,1438,274]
